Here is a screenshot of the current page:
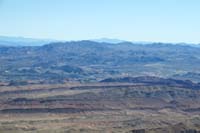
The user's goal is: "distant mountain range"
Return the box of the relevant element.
[0,36,200,47]
[0,36,55,46]
[1,39,200,82]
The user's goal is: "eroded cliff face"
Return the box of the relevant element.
[0,81,200,133]
[123,119,200,133]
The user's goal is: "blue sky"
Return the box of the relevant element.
[0,0,200,43]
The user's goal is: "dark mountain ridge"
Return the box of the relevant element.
[101,76,200,90]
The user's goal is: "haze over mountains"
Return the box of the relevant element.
[1,0,200,132]
[0,36,55,46]
[1,36,200,47]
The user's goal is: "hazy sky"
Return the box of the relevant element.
[0,0,200,43]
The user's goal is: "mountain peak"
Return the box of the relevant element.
[92,38,126,44]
